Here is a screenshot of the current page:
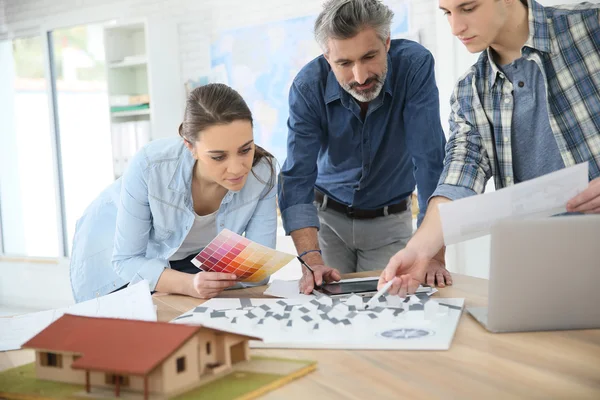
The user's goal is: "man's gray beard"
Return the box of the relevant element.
[343,63,388,103]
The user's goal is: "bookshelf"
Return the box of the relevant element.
[104,21,151,179]
[102,18,185,179]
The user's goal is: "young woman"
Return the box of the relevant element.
[70,84,277,302]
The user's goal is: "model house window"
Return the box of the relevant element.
[176,356,186,373]
[41,352,63,368]
[105,374,130,386]
[206,342,212,355]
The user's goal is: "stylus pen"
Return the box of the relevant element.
[364,279,395,310]
[296,256,321,288]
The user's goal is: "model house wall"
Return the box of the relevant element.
[160,334,199,395]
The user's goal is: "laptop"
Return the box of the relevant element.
[467,215,600,333]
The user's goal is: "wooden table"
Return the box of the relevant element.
[3,273,600,399]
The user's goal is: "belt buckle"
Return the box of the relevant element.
[346,206,355,218]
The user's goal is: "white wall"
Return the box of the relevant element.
[0,2,6,36]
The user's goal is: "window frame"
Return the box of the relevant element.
[41,352,63,368]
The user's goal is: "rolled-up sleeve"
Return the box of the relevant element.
[431,83,493,201]
[278,81,322,235]
[112,148,167,290]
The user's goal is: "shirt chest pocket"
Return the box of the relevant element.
[148,195,186,243]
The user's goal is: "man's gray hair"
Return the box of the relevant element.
[314,0,394,53]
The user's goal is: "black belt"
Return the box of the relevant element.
[314,190,409,220]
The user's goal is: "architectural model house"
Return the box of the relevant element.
[21,314,260,399]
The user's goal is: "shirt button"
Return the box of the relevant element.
[504,136,509,143]
[518,81,525,88]
[506,177,512,183]
[504,97,511,104]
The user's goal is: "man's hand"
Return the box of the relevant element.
[299,264,341,295]
[190,272,238,299]
[378,247,433,297]
[424,259,452,288]
[567,177,600,214]
[288,228,341,294]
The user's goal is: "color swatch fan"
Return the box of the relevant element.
[191,229,295,282]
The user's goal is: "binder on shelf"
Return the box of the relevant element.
[136,120,151,149]
[109,94,150,107]
[111,121,152,178]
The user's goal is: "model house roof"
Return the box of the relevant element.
[22,314,254,375]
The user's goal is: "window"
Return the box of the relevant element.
[1,23,122,257]
[176,356,186,373]
[0,37,60,257]
[206,342,212,355]
[41,352,63,368]
[105,374,129,386]
[49,24,113,255]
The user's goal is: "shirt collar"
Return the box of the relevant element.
[324,52,394,104]
[525,0,552,54]
[169,143,195,194]
[487,0,551,89]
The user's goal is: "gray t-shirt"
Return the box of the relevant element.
[500,56,564,183]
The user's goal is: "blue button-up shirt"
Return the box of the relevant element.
[278,39,446,234]
[70,138,276,302]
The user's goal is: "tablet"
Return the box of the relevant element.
[319,279,379,296]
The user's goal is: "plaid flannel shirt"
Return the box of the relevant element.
[437,0,600,196]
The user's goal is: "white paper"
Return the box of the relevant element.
[263,279,314,299]
[439,163,589,245]
[172,296,464,350]
[0,281,156,352]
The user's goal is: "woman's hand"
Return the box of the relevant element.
[189,272,238,299]
[155,268,238,299]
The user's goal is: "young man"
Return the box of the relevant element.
[278,0,449,294]
[380,0,600,296]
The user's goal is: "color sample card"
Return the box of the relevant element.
[191,229,295,282]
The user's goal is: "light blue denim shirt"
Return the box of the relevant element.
[70,137,277,302]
